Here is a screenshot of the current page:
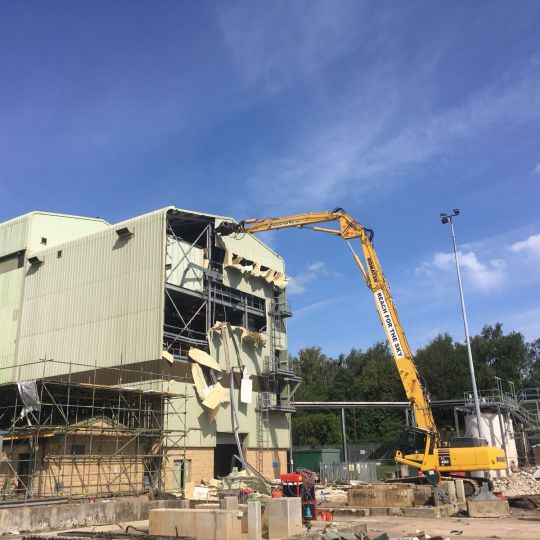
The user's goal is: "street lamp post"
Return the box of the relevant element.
[441,209,485,440]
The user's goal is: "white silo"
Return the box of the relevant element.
[464,412,518,477]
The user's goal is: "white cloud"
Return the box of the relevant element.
[287,260,340,294]
[419,250,506,291]
[509,234,540,260]
[217,1,363,94]
[293,294,350,317]
[244,57,540,212]
[307,261,325,272]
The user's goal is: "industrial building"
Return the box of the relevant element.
[0,207,300,500]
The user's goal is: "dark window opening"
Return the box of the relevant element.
[247,313,266,333]
[71,444,85,455]
[214,444,243,477]
[41,237,47,245]
[217,304,244,327]
[57,250,63,258]
[0,251,25,275]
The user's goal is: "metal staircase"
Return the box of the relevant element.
[256,294,301,472]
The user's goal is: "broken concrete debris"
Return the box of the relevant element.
[492,466,540,497]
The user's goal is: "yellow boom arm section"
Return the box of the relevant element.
[217,209,437,433]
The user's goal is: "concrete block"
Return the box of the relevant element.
[454,479,466,504]
[467,499,510,518]
[149,508,197,537]
[221,496,239,510]
[413,485,433,506]
[247,501,262,540]
[267,497,303,539]
[348,484,414,508]
[441,480,457,504]
[196,503,221,509]
[195,509,242,540]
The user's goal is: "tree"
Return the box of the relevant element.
[523,338,540,387]
[471,324,528,389]
[292,412,341,446]
[415,334,470,400]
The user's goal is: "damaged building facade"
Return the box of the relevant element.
[0,207,300,499]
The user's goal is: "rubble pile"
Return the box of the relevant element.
[492,467,540,497]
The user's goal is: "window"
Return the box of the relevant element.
[57,250,63,258]
[41,237,47,245]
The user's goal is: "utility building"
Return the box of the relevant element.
[0,207,300,500]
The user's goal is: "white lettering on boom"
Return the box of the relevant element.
[374,289,405,358]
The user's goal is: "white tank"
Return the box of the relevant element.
[464,412,518,478]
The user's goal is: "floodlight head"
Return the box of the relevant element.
[441,216,449,225]
[440,213,446,217]
[453,208,460,215]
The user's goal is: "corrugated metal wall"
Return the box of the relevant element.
[14,209,168,382]
[0,268,25,384]
[0,214,29,257]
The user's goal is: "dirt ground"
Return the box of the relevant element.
[354,511,540,539]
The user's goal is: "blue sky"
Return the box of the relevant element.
[1,1,540,357]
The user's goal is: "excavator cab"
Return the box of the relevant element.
[398,427,428,457]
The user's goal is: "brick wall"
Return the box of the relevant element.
[244,448,288,479]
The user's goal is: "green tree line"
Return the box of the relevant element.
[291,323,540,447]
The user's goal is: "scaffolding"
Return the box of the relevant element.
[0,358,188,502]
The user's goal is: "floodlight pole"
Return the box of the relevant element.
[441,210,485,440]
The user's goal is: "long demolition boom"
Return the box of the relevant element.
[216,209,438,433]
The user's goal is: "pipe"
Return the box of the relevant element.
[219,323,246,467]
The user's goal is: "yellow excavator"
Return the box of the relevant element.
[216,209,507,494]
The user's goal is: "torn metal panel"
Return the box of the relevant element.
[223,249,288,289]
[273,271,288,288]
[209,321,265,347]
[202,382,229,410]
[231,325,265,347]
[162,350,174,364]
[264,268,276,283]
[188,347,222,372]
[191,363,209,401]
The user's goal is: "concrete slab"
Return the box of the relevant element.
[454,479,466,504]
[221,496,239,510]
[149,508,197,537]
[467,499,510,518]
[149,507,242,539]
[413,485,433,506]
[247,501,262,540]
[0,496,180,534]
[267,497,303,539]
[195,509,242,540]
[348,484,415,508]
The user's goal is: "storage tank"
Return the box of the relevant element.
[464,412,518,477]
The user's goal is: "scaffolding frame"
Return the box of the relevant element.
[0,357,188,502]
